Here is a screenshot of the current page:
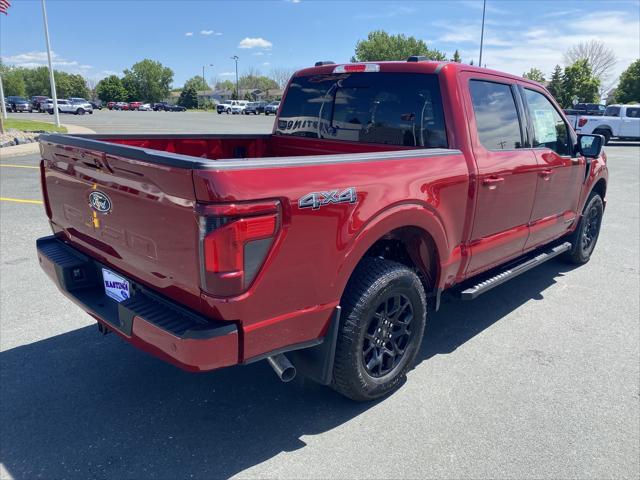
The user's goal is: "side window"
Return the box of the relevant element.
[524,89,570,156]
[625,107,640,118]
[605,106,620,117]
[469,80,523,150]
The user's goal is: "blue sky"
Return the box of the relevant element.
[1,0,638,89]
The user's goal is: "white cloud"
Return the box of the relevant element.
[1,50,79,68]
[219,72,236,77]
[262,62,271,66]
[436,9,638,88]
[185,32,193,37]
[238,37,273,49]
[200,30,214,35]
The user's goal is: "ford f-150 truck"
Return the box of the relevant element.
[568,104,640,144]
[36,59,608,401]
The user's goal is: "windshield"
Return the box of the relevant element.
[276,72,447,147]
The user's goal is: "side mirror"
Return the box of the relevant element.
[577,134,604,158]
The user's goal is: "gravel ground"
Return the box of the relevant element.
[0,129,41,148]
[0,123,638,479]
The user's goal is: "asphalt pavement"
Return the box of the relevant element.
[0,113,638,479]
[5,109,275,134]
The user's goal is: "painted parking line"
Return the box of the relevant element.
[0,197,43,205]
[0,164,39,169]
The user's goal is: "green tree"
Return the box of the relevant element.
[561,59,600,108]
[352,30,446,62]
[523,67,546,83]
[215,80,235,91]
[96,75,128,102]
[614,59,640,104]
[238,74,278,91]
[184,75,209,92]
[451,50,462,63]
[177,85,198,109]
[23,66,51,97]
[547,65,564,103]
[122,59,173,102]
[0,65,26,96]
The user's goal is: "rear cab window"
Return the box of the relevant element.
[605,106,620,117]
[276,72,447,148]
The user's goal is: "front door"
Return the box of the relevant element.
[522,88,585,249]
[464,76,540,275]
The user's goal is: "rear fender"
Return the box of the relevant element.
[335,202,451,300]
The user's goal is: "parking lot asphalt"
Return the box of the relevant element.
[5,109,276,134]
[0,120,638,478]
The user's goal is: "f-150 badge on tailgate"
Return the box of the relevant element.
[88,191,112,214]
[298,187,357,210]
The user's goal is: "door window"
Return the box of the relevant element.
[625,107,640,118]
[604,106,620,117]
[469,80,523,150]
[524,89,571,155]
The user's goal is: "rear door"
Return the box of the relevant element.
[621,106,640,138]
[462,74,540,275]
[521,87,584,250]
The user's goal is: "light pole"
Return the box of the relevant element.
[478,0,486,68]
[201,64,213,108]
[231,55,239,99]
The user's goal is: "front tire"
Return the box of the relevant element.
[332,258,427,401]
[564,192,604,264]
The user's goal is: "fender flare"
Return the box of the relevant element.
[333,202,450,300]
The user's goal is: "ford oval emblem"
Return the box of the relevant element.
[88,191,112,214]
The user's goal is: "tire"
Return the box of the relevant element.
[76,108,84,115]
[594,129,611,145]
[564,192,604,264]
[226,108,231,114]
[332,257,427,401]
[89,111,93,114]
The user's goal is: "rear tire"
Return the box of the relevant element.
[564,192,604,264]
[332,258,427,401]
[76,108,84,115]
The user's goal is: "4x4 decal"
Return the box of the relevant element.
[298,187,357,210]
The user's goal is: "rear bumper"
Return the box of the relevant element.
[36,236,239,372]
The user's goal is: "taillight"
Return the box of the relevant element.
[198,201,280,297]
[578,117,588,127]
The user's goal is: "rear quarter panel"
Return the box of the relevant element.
[193,150,469,359]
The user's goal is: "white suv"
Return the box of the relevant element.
[231,100,249,115]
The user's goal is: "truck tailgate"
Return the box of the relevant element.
[40,137,203,312]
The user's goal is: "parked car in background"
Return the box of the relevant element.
[114,102,130,111]
[70,99,94,115]
[564,103,606,117]
[217,99,238,114]
[244,101,268,114]
[107,102,116,110]
[264,101,280,115]
[153,102,186,112]
[129,101,143,111]
[231,100,249,114]
[90,101,103,110]
[138,103,152,111]
[573,104,640,143]
[30,95,49,112]
[45,98,93,115]
[6,96,31,112]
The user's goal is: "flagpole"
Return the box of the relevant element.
[41,0,60,127]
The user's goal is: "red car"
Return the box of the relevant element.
[129,101,143,111]
[106,101,116,110]
[37,59,607,401]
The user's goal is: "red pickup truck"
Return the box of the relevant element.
[37,59,608,401]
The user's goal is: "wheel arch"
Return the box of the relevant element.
[336,204,449,308]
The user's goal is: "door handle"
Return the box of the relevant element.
[539,169,554,180]
[482,176,505,189]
